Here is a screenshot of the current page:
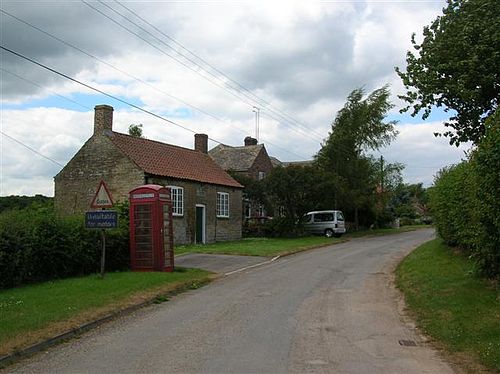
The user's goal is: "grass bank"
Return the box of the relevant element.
[0,269,212,356]
[177,225,428,257]
[396,239,499,372]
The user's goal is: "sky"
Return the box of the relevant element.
[1,0,471,197]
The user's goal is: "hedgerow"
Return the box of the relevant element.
[430,113,499,278]
[0,205,129,289]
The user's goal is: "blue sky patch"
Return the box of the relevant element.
[388,106,457,124]
[2,93,145,112]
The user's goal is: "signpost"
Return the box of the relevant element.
[86,180,115,278]
[85,211,118,229]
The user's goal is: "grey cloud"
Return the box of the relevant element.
[0,1,181,99]
[223,9,384,108]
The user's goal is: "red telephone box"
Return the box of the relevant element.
[129,185,174,272]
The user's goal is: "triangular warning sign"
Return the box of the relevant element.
[90,180,114,208]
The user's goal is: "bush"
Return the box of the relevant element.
[263,217,301,238]
[0,205,129,289]
[429,114,499,278]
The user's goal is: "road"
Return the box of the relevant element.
[5,229,455,374]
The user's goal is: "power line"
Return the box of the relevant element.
[0,45,310,160]
[0,131,64,167]
[82,0,326,144]
[113,0,327,141]
[0,8,229,124]
[0,67,92,111]
[0,45,214,139]
[0,9,311,159]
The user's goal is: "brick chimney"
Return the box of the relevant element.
[244,136,258,146]
[94,105,114,135]
[194,133,208,154]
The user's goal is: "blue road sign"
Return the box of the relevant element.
[85,210,118,229]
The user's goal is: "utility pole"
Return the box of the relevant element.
[380,155,384,192]
[252,106,260,142]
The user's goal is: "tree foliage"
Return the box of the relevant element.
[265,165,333,223]
[396,0,500,145]
[315,86,398,228]
[128,123,144,138]
[0,195,52,213]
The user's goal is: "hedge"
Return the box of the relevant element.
[0,206,129,289]
[429,114,499,278]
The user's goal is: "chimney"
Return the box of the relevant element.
[244,136,258,146]
[194,133,208,154]
[94,105,114,135]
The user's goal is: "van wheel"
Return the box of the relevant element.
[325,229,334,238]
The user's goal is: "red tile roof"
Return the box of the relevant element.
[108,132,243,188]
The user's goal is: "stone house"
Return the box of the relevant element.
[209,137,274,219]
[54,105,243,245]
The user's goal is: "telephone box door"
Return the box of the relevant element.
[129,185,174,272]
[132,203,154,269]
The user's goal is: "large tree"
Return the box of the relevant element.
[396,0,500,146]
[315,85,398,229]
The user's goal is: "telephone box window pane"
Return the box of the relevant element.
[134,204,153,266]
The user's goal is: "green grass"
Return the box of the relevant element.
[396,239,500,371]
[176,236,344,257]
[176,226,429,257]
[0,269,211,352]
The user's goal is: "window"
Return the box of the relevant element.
[217,192,229,218]
[244,200,251,219]
[256,204,265,217]
[168,186,183,216]
[258,171,266,180]
[314,213,333,222]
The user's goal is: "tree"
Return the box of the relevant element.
[315,85,398,229]
[128,124,144,137]
[396,0,500,146]
[265,165,332,223]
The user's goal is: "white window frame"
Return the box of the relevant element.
[168,186,184,216]
[217,192,230,218]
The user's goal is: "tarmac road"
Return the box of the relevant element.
[5,228,456,374]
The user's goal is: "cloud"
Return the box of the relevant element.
[373,121,471,186]
[1,0,465,196]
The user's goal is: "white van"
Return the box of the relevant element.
[303,210,346,238]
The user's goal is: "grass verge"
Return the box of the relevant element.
[176,225,429,257]
[0,269,212,356]
[176,236,344,257]
[396,239,499,372]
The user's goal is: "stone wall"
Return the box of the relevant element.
[54,135,145,215]
[147,176,242,244]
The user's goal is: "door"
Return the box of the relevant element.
[195,205,206,244]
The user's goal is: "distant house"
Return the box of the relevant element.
[209,136,274,219]
[54,105,243,245]
[209,136,274,181]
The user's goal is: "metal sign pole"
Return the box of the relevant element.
[100,227,106,278]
